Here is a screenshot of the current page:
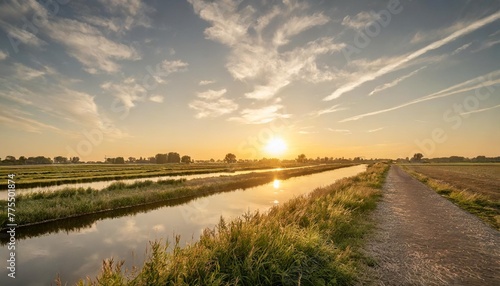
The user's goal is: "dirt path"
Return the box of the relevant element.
[364,165,500,285]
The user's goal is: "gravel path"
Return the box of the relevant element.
[364,165,500,285]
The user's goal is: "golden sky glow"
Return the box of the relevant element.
[0,1,499,161]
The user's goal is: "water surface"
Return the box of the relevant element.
[0,164,366,285]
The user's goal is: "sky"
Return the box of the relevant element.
[0,0,499,161]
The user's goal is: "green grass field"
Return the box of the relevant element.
[69,163,389,286]
[0,164,353,227]
[402,163,500,230]
[0,162,310,189]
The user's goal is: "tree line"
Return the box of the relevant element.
[401,154,500,163]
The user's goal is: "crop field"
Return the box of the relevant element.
[0,162,308,189]
[404,164,500,200]
[0,164,353,228]
[403,163,500,229]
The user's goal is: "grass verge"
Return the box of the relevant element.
[0,164,353,228]
[401,166,499,230]
[71,162,389,286]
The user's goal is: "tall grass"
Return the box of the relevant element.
[73,163,389,286]
[1,164,352,227]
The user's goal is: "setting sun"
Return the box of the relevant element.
[264,138,287,156]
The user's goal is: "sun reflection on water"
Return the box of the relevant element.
[273,179,280,189]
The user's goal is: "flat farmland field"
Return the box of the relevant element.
[0,162,308,189]
[405,164,500,200]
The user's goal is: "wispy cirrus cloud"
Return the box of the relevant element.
[324,11,500,101]
[188,0,344,103]
[369,66,427,96]
[148,95,164,103]
[0,50,7,60]
[451,42,472,55]
[45,18,141,74]
[310,104,348,118]
[101,77,147,110]
[341,11,380,30]
[327,128,351,135]
[460,104,500,115]
[189,89,238,118]
[83,0,153,33]
[229,104,291,124]
[0,111,61,134]
[367,127,385,133]
[340,69,500,122]
[199,80,215,86]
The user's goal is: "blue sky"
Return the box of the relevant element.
[0,0,499,161]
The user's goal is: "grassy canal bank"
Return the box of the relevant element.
[1,164,354,228]
[72,163,389,286]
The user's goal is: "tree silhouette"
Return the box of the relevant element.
[168,152,181,163]
[224,153,237,163]
[155,153,167,164]
[412,153,424,162]
[297,154,307,163]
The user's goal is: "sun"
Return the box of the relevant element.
[264,137,287,156]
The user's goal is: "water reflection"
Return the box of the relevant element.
[0,165,367,286]
[273,179,280,189]
[0,165,321,200]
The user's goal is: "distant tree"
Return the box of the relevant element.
[54,156,68,164]
[71,157,80,163]
[210,158,215,163]
[18,156,27,165]
[148,157,156,163]
[296,154,307,163]
[168,152,181,163]
[155,153,167,164]
[412,153,424,162]
[181,155,192,164]
[115,157,125,164]
[224,153,237,163]
[128,157,136,163]
[3,156,16,164]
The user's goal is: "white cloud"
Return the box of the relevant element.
[44,18,140,74]
[197,89,227,100]
[0,109,61,134]
[451,42,472,55]
[189,100,238,119]
[460,104,500,116]
[340,70,500,122]
[367,127,385,133]
[199,80,215,86]
[12,63,45,80]
[1,23,47,48]
[0,50,8,60]
[410,21,468,44]
[229,105,291,124]
[368,66,427,96]
[327,128,351,134]
[472,38,500,53]
[189,89,237,118]
[189,0,344,102]
[273,13,329,46]
[311,104,348,117]
[101,77,147,110]
[149,95,164,103]
[341,12,380,30]
[95,0,153,31]
[324,11,500,101]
